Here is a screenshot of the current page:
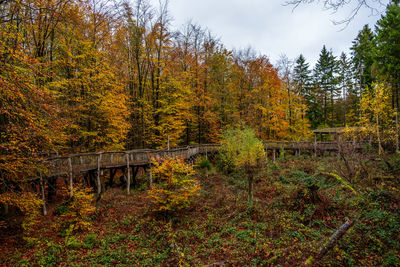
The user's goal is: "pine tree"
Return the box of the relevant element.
[313,46,340,127]
[351,25,376,99]
[293,54,318,128]
[375,0,400,152]
[337,52,356,126]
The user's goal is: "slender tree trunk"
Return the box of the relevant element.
[396,109,399,153]
[376,113,382,155]
[395,82,399,153]
[343,83,347,127]
[288,85,292,129]
[247,171,254,208]
[331,92,334,127]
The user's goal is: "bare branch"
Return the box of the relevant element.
[284,0,389,25]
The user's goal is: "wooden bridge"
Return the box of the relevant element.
[263,141,363,160]
[43,141,362,188]
[39,141,363,214]
[41,144,220,203]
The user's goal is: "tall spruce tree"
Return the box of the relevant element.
[293,54,319,128]
[313,46,339,127]
[375,0,400,152]
[351,25,376,101]
[338,52,355,126]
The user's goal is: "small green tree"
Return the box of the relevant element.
[219,128,266,207]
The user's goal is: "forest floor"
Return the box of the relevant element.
[1,154,400,266]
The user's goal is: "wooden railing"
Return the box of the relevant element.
[37,141,366,209]
[44,144,221,177]
[43,141,364,178]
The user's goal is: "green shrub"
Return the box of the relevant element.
[83,233,98,249]
[55,203,70,215]
[388,154,400,174]
[65,236,82,249]
[197,156,211,170]
[36,241,63,266]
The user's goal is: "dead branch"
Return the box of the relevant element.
[305,219,355,265]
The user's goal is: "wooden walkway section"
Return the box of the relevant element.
[41,144,220,204]
[44,144,220,178]
[39,141,363,213]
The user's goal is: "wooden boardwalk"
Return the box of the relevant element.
[39,141,363,211]
[44,144,220,178]
[44,141,362,176]
[41,144,220,203]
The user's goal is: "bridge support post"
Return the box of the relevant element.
[149,169,153,189]
[126,153,131,195]
[97,153,102,195]
[273,149,276,163]
[314,135,317,157]
[40,174,47,215]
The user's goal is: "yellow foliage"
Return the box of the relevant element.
[0,192,43,240]
[220,128,266,171]
[147,157,201,213]
[59,185,95,233]
[360,82,395,153]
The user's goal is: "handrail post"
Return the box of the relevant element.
[97,153,102,195]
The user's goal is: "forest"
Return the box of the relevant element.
[0,0,400,265]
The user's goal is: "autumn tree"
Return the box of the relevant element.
[51,0,129,152]
[375,1,400,152]
[360,83,394,154]
[219,128,266,208]
[147,157,201,215]
[0,0,61,232]
[277,55,311,139]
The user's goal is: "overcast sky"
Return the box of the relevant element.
[149,0,389,68]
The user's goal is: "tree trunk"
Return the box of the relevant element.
[396,109,399,153]
[318,219,354,259]
[376,113,383,155]
[305,219,354,265]
[247,172,254,208]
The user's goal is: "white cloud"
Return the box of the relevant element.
[149,0,387,67]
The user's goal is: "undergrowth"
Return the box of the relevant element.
[1,154,399,266]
